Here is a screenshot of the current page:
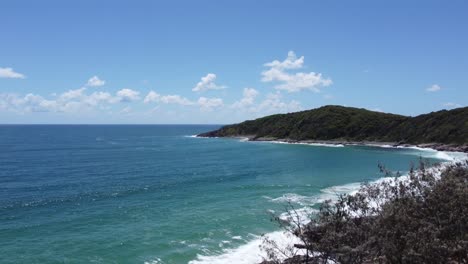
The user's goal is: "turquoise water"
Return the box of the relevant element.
[0,125,446,263]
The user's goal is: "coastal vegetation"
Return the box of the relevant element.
[198,105,468,263]
[262,161,468,264]
[199,105,468,147]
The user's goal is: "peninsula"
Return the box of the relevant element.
[198,105,468,152]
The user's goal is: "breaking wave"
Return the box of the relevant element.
[187,150,467,264]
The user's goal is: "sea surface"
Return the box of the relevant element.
[0,125,452,263]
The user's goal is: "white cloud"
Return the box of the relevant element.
[116,88,140,102]
[143,90,195,106]
[143,90,161,103]
[261,51,332,93]
[0,86,121,114]
[59,87,87,101]
[0,86,141,114]
[0,94,19,111]
[192,73,226,92]
[264,51,305,70]
[119,106,132,115]
[57,88,115,107]
[197,97,223,111]
[426,84,442,92]
[86,76,105,87]
[23,94,59,112]
[144,90,224,111]
[253,92,302,114]
[0,93,58,112]
[323,94,334,99]
[443,102,461,108]
[0,67,25,79]
[232,88,259,109]
[84,91,114,106]
[159,95,194,105]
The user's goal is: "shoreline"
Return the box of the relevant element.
[189,136,468,264]
[188,136,468,263]
[196,135,468,153]
[188,154,467,264]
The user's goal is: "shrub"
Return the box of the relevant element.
[262,160,468,264]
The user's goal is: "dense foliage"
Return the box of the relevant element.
[262,161,468,264]
[199,105,468,144]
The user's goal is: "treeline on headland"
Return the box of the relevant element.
[198,105,468,148]
[261,161,468,264]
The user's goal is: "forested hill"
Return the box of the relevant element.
[198,105,468,145]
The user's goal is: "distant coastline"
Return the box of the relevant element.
[196,135,468,153]
[197,105,468,153]
[188,135,467,263]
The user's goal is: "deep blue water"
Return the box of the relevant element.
[0,125,445,263]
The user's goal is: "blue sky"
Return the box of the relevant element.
[1,0,467,124]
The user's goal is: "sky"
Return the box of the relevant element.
[1,0,467,124]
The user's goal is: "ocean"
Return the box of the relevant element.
[0,125,452,263]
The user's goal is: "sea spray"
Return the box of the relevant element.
[188,150,467,264]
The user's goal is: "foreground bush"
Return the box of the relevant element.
[262,160,468,264]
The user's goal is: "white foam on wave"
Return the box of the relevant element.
[189,190,338,264]
[188,148,466,264]
[361,144,467,162]
[395,146,457,161]
[189,189,349,264]
[369,144,394,148]
[144,258,163,264]
[269,193,318,206]
[331,142,464,162]
[188,231,302,264]
[278,207,319,224]
[268,141,345,148]
[319,182,362,201]
[186,134,222,139]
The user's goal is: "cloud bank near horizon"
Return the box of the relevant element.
[0,52,460,123]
